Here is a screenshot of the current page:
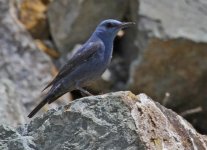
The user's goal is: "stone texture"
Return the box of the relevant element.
[138,0,207,42]
[0,79,26,126]
[128,0,207,133]
[0,0,52,125]
[18,0,50,39]
[0,125,34,150]
[1,91,207,149]
[134,93,207,150]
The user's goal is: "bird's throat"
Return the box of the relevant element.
[103,38,114,65]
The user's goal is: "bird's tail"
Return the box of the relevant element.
[27,90,57,118]
[28,86,67,118]
[27,98,48,118]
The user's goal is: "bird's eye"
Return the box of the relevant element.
[106,23,114,28]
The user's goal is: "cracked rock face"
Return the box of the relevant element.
[1,91,206,149]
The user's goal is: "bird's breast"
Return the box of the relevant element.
[103,44,113,66]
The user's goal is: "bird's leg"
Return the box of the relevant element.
[75,85,93,96]
[78,87,93,96]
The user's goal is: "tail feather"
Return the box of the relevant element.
[27,98,48,118]
[48,93,63,104]
[28,90,66,118]
[41,80,54,92]
[28,91,57,118]
[28,82,70,118]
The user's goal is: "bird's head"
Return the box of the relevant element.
[95,19,135,39]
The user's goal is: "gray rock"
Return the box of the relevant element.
[138,0,207,42]
[0,78,26,126]
[0,0,52,125]
[1,91,207,149]
[0,125,34,150]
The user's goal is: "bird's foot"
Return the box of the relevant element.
[76,86,93,96]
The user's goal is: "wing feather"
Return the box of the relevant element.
[42,41,103,91]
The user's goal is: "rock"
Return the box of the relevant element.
[0,0,52,125]
[128,0,207,133]
[1,91,207,149]
[18,0,50,39]
[0,79,26,126]
[138,0,207,42]
[0,125,34,150]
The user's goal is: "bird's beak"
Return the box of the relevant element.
[120,22,135,28]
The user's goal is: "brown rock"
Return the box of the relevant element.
[19,0,50,39]
[128,38,207,133]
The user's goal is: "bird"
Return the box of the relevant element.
[28,19,135,118]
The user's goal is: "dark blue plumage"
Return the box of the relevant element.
[28,19,134,118]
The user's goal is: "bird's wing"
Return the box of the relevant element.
[42,41,103,91]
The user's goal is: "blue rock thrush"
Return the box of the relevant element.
[28,19,134,118]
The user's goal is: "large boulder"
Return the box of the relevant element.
[128,0,207,133]
[0,0,52,125]
[0,91,207,149]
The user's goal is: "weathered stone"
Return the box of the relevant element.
[138,0,207,42]
[18,0,50,39]
[135,93,207,150]
[1,91,207,149]
[0,79,26,126]
[0,0,52,125]
[0,125,34,150]
[128,0,207,133]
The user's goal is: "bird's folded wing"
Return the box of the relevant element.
[42,41,103,91]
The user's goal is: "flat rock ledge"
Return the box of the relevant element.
[0,91,207,150]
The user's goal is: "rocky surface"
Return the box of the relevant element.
[0,125,34,150]
[0,91,207,149]
[0,79,26,126]
[127,0,207,133]
[0,0,52,125]
[138,0,207,42]
[18,0,50,39]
